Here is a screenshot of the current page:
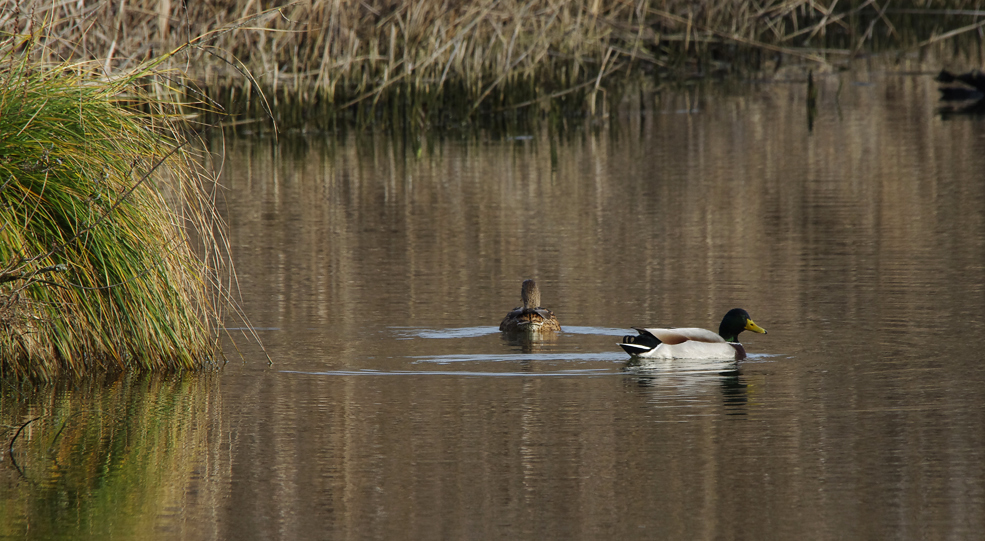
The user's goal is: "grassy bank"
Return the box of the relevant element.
[6,1,985,130]
[0,37,227,380]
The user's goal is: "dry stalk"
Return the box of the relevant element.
[4,0,983,127]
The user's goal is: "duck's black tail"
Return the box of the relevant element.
[618,329,661,356]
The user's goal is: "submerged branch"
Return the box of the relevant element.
[8,416,41,478]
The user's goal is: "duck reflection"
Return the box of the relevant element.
[622,358,750,415]
[500,328,559,353]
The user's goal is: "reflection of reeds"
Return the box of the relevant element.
[0,373,222,537]
[6,1,985,128]
[0,34,227,379]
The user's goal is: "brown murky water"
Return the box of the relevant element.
[6,64,985,539]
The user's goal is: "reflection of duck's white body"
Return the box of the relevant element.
[619,309,767,361]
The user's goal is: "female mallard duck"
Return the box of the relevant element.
[619,308,766,360]
[500,279,561,333]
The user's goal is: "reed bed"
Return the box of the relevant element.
[5,1,985,130]
[0,36,227,380]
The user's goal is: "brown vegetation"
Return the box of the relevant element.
[5,1,984,129]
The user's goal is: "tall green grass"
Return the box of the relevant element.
[6,1,985,130]
[0,37,226,380]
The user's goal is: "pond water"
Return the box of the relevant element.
[6,63,985,539]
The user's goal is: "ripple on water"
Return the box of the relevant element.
[391,325,632,339]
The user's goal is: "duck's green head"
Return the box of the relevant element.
[719,308,767,343]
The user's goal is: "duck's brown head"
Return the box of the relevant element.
[521,279,541,309]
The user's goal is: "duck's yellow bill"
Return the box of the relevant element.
[745,319,767,334]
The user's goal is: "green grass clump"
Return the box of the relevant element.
[0,44,224,380]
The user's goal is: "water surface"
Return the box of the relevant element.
[6,63,985,539]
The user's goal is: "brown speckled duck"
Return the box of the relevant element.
[499,279,561,334]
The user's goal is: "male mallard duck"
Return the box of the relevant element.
[499,279,561,333]
[619,308,766,360]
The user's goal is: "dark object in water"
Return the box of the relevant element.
[499,279,561,334]
[936,69,985,116]
[807,70,818,132]
[939,87,984,102]
[936,69,985,93]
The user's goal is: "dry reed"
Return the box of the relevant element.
[12,0,985,124]
[4,1,985,128]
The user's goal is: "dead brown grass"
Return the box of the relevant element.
[4,1,984,127]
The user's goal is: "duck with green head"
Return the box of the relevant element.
[500,279,561,334]
[619,308,767,360]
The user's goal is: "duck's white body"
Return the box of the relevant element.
[621,327,746,360]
